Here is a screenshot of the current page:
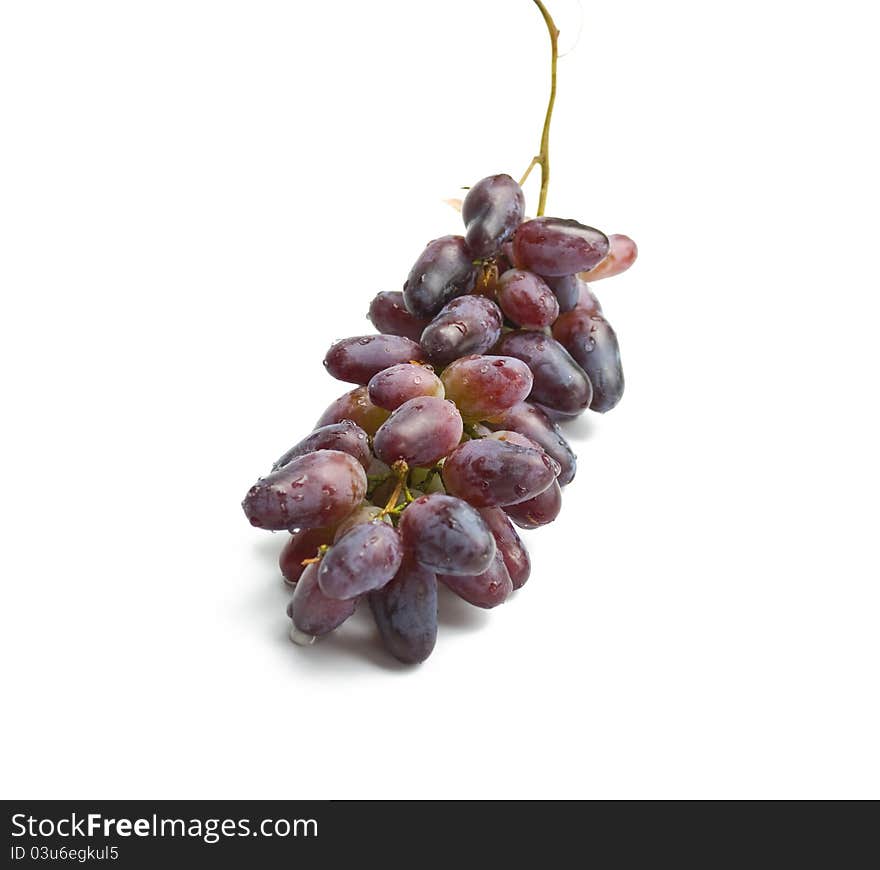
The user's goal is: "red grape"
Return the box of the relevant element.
[478,507,531,589]
[279,526,334,586]
[486,401,577,485]
[368,290,430,342]
[461,174,525,258]
[440,354,533,421]
[403,235,477,318]
[552,310,624,413]
[399,494,496,575]
[373,396,463,467]
[513,217,609,277]
[495,330,593,416]
[439,548,513,609]
[318,522,404,600]
[367,363,444,411]
[442,438,560,507]
[504,480,562,529]
[496,269,559,329]
[242,450,367,531]
[273,420,371,471]
[324,334,425,385]
[315,386,390,435]
[287,562,357,639]
[581,233,637,281]
[419,295,503,365]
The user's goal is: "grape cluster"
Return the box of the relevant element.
[242,173,637,664]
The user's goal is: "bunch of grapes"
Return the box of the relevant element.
[242,173,637,664]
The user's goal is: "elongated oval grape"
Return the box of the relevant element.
[545,274,580,313]
[403,235,477,319]
[367,290,430,342]
[333,503,387,542]
[552,311,624,413]
[439,548,512,609]
[504,480,562,529]
[324,334,425,385]
[399,494,495,575]
[513,217,610,277]
[497,269,559,329]
[495,330,593,415]
[367,363,444,411]
[580,233,637,282]
[273,421,371,471]
[242,450,367,530]
[478,507,531,589]
[318,522,404,600]
[440,354,533,421]
[279,526,334,586]
[369,557,437,664]
[287,562,357,638]
[373,396,463,467]
[419,295,503,365]
[442,438,559,507]
[461,174,525,258]
[315,386,389,435]
[486,401,577,485]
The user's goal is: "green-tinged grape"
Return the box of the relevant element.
[440,355,533,421]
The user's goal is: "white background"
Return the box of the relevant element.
[1,0,878,799]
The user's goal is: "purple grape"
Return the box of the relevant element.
[287,562,357,638]
[315,386,389,435]
[442,438,559,507]
[273,421,371,472]
[419,295,503,365]
[545,274,580,313]
[513,217,610,277]
[478,507,531,589]
[367,363,444,411]
[504,480,562,529]
[279,526,334,586]
[369,556,437,664]
[440,354,533,421]
[324,334,426,385]
[461,174,525,258]
[439,548,513,609]
[487,401,577,485]
[496,269,559,329]
[399,494,496,575]
[373,396,463,467]
[553,310,624,413]
[242,450,367,531]
[495,330,593,416]
[367,290,430,342]
[317,522,404,600]
[581,233,638,282]
[402,235,477,319]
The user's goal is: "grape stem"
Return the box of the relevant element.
[301,544,330,566]
[520,0,559,217]
[377,460,411,518]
